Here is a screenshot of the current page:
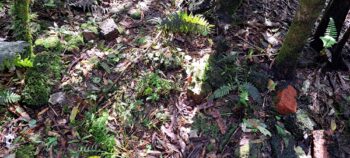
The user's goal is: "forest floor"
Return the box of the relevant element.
[0,0,350,157]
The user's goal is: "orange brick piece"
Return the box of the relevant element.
[276,85,297,115]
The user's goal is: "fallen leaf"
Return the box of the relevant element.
[267,79,277,91]
[330,119,336,131]
[209,109,227,134]
[70,106,79,123]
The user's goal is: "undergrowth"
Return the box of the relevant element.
[84,112,116,157]
[136,72,173,102]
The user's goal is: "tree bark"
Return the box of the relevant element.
[13,0,33,58]
[331,27,350,70]
[274,0,326,79]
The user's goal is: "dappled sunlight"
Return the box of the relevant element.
[1,0,350,157]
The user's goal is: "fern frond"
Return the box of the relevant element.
[160,11,214,36]
[209,84,235,100]
[325,18,337,38]
[242,83,262,104]
[320,18,338,48]
[78,144,103,153]
[0,90,21,105]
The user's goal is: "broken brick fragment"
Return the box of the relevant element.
[276,85,297,115]
[312,130,329,158]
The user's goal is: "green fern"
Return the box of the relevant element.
[78,144,104,153]
[209,84,235,100]
[242,83,261,104]
[86,112,116,153]
[320,17,338,48]
[160,11,214,36]
[0,90,21,105]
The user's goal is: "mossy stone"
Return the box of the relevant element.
[35,36,61,50]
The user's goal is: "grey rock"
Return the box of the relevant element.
[0,41,29,65]
[49,92,66,105]
[99,18,118,41]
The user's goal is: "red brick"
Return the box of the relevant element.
[276,85,297,115]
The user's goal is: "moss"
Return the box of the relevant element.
[22,79,51,106]
[35,36,61,50]
[65,34,84,52]
[22,52,62,107]
[13,0,33,58]
[16,143,36,158]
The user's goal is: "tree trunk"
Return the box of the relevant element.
[310,0,350,52]
[13,0,33,58]
[331,27,350,70]
[274,0,326,79]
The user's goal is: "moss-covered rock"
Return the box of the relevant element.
[22,52,62,107]
[35,35,61,50]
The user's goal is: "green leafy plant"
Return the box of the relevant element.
[209,84,235,100]
[14,56,33,68]
[0,90,21,105]
[320,18,338,48]
[242,83,261,104]
[136,72,173,102]
[45,136,58,150]
[160,11,214,36]
[85,112,116,156]
[239,88,249,106]
[241,119,272,137]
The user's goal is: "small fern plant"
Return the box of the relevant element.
[209,84,235,100]
[0,90,21,105]
[160,11,214,36]
[320,18,337,48]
